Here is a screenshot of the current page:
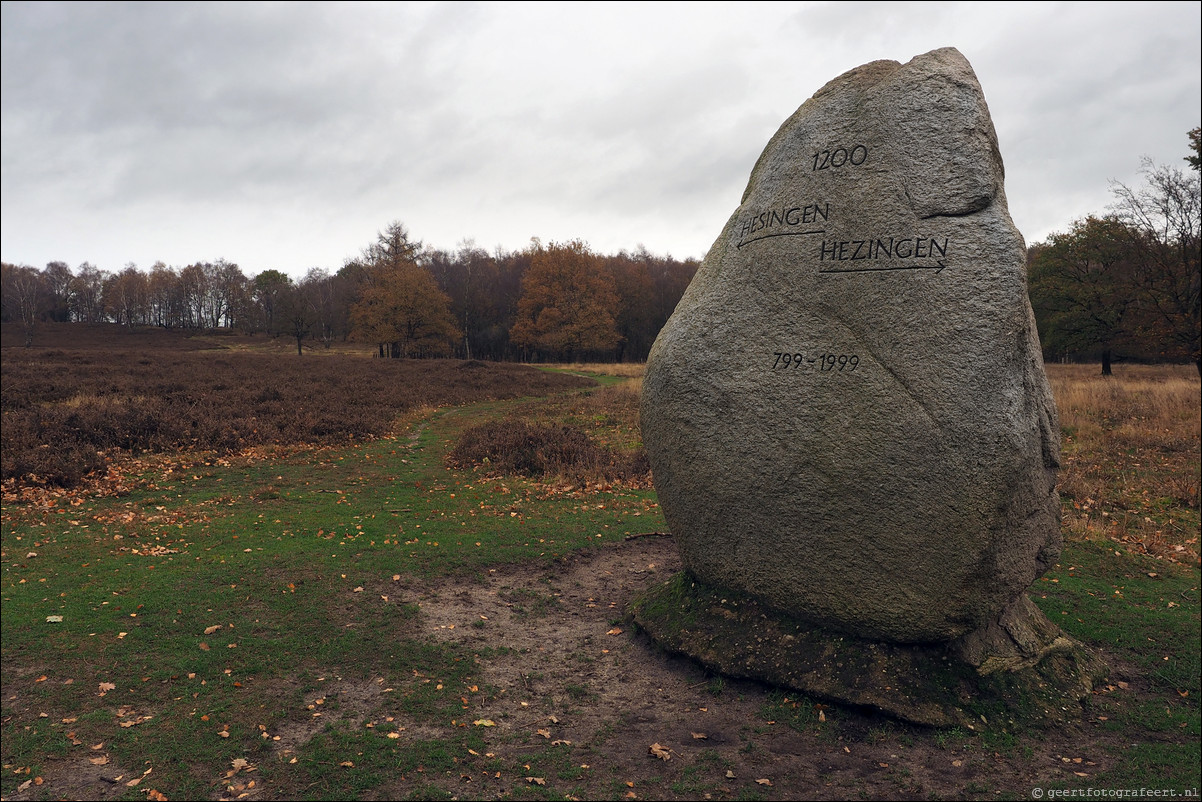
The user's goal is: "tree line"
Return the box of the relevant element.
[5,129,1197,371]
[1027,128,1200,375]
[1,229,698,362]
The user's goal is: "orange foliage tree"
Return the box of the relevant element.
[509,240,620,361]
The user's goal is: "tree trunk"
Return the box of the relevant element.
[1101,349,1112,376]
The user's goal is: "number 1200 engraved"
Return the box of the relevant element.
[812,145,867,171]
[772,353,860,371]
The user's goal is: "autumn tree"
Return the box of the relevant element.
[509,240,621,361]
[348,222,459,358]
[1108,144,1201,373]
[350,262,459,357]
[1028,216,1143,374]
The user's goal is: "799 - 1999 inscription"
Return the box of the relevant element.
[771,352,860,372]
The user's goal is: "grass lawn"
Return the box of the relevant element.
[2,357,1198,800]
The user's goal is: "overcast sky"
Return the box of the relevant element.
[2,1,1199,279]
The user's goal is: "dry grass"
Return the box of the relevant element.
[555,361,646,379]
[1047,363,1200,563]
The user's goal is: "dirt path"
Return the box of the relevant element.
[395,535,1127,801]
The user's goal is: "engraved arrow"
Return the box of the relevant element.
[817,260,947,274]
[736,229,826,249]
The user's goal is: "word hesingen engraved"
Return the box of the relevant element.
[771,352,860,372]
[812,145,867,171]
[737,203,829,248]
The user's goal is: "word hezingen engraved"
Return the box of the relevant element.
[736,203,829,248]
[818,236,949,273]
[770,352,860,371]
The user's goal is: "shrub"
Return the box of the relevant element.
[449,418,649,484]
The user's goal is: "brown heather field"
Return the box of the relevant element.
[0,324,591,488]
[1,324,1197,562]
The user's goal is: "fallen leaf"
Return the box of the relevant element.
[198,642,210,651]
[98,682,116,695]
[204,625,222,635]
[353,587,363,593]
[231,758,251,772]
[756,778,773,786]
[725,770,736,779]
[818,709,826,722]
[473,719,496,727]
[551,739,572,746]
[525,777,546,785]
[146,790,168,801]
[691,732,707,739]
[387,732,400,739]
[649,743,671,761]
[606,627,623,635]
[46,616,63,623]
[339,761,354,767]
[89,756,110,765]
[537,728,551,738]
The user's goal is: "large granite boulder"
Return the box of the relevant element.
[641,47,1061,644]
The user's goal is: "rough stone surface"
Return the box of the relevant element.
[641,48,1061,644]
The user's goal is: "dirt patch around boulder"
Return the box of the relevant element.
[391,536,1138,801]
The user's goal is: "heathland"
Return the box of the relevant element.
[1,325,1198,801]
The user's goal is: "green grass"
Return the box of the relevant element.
[1,387,663,800]
[4,369,1199,800]
[1030,540,1200,790]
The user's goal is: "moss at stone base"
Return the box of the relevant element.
[629,571,1107,729]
